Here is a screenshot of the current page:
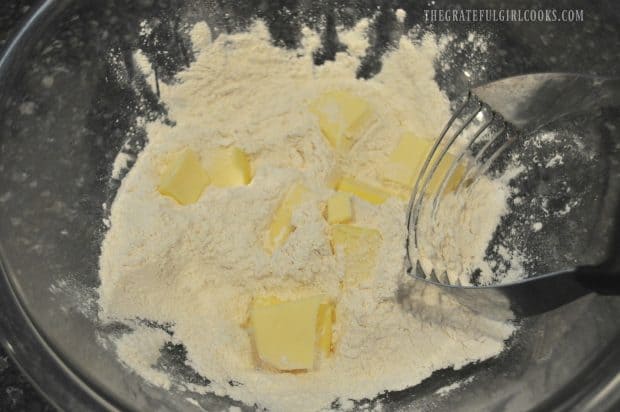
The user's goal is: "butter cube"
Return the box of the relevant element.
[331,225,382,286]
[249,296,335,371]
[266,183,308,252]
[316,303,335,354]
[310,91,371,151]
[207,147,252,187]
[336,177,391,205]
[326,193,353,224]
[383,132,464,194]
[158,149,210,205]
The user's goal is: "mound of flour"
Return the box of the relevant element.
[99,15,515,411]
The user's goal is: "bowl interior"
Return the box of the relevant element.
[1,1,620,411]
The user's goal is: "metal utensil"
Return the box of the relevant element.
[405,73,620,317]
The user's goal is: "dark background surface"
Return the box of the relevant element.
[0,1,619,411]
[0,4,55,412]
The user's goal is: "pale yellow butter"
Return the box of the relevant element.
[309,91,371,151]
[326,192,353,224]
[266,182,308,253]
[158,149,210,205]
[331,225,382,287]
[336,177,391,205]
[249,296,335,371]
[316,303,335,355]
[382,132,465,195]
[207,147,252,187]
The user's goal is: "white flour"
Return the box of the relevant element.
[415,166,525,286]
[99,16,516,412]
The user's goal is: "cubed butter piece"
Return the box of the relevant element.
[309,91,371,151]
[266,183,308,253]
[316,303,335,354]
[249,296,335,371]
[326,193,353,224]
[331,225,382,287]
[207,147,252,187]
[158,149,210,205]
[336,177,391,205]
[383,132,465,194]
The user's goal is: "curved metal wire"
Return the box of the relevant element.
[406,94,515,285]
